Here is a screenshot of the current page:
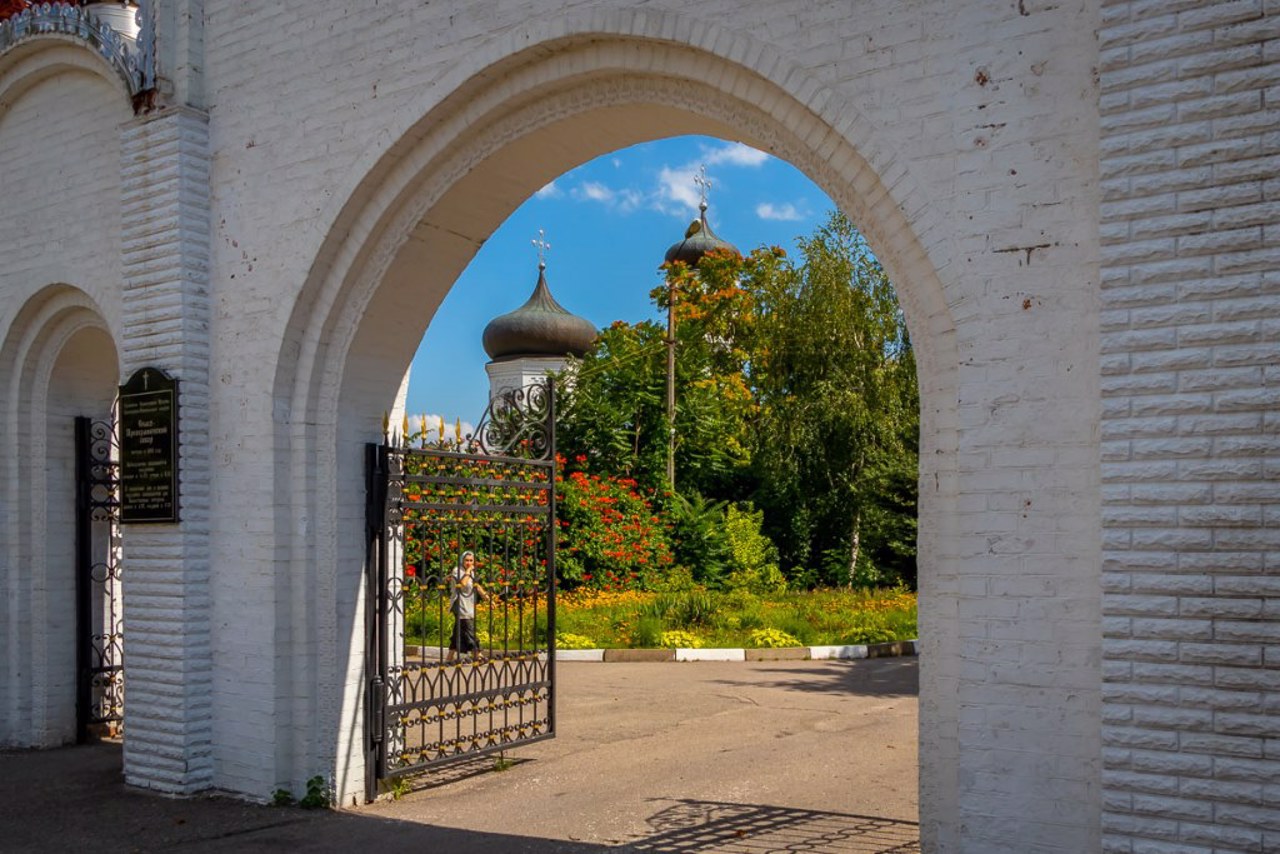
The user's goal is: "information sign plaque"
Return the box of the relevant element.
[118,367,180,523]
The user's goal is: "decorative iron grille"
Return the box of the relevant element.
[367,381,556,793]
[75,415,124,740]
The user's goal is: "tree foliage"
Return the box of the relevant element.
[556,210,919,588]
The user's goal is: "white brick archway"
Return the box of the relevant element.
[274,20,1095,851]
[9,1,1273,850]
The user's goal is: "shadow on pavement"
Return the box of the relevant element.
[0,744,918,853]
[623,798,920,853]
[710,657,919,698]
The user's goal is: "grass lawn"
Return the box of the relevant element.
[405,587,916,651]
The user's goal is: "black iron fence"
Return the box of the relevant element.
[367,381,557,795]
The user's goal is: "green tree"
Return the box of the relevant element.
[556,319,668,486]
[749,213,918,586]
[557,210,919,588]
[557,275,755,499]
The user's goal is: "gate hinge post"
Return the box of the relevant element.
[369,676,385,746]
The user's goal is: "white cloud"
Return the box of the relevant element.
[756,201,805,222]
[574,181,615,203]
[571,181,644,213]
[559,142,770,220]
[534,180,562,199]
[656,165,702,217]
[704,141,769,168]
[616,188,645,213]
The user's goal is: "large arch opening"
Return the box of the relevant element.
[273,30,959,840]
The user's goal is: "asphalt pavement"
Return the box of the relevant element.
[0,658,919,853]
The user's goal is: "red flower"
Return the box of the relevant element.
[405,566,417,577]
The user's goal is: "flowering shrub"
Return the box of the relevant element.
[659,630,703,649]
[840,615,898,645]
[556,454,674,591]
[398,448,551,608]
[555,632,597,650]
[749,628,803,648]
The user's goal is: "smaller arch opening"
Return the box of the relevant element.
[0,286,121,755]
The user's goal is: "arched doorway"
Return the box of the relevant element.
[269,20,1098,851]
[0,285,121,748]
[277,30,959,823]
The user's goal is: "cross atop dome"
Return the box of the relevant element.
[663,167,739,268]
[694,164,711,211]
[532,229,550,270]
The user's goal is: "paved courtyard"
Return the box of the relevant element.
[0,659,918,852]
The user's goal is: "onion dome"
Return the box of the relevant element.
[482,263,598,361]
[663,201,740,268]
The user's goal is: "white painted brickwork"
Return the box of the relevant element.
[0,64,128,747]
[118,107,215,794]
[1,0,1272,850]
[193,10,1102,848]
[1099,1,1280,852]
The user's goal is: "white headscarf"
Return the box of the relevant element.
[453,550,476,580]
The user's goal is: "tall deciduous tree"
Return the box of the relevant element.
[748,213,918,586]
[557,210,919,587]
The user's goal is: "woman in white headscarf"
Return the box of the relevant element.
[446,551,487,662]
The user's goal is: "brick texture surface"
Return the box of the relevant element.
[3,0,1270,850]
[1100,1,1280,851]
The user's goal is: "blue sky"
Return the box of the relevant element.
[405,135,835,433]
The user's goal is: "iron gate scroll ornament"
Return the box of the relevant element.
[367,380,557,795]
[118,367,179,523]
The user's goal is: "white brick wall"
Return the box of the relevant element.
[3,2,1106,847]
[0,63,128,747]
[1100,1,1280,851]
[208,5,1101,846]
[7,0,1273,850]
[118,107,215,793]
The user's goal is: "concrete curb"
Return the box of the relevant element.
[557,640,919,662]
[676,648,745,662]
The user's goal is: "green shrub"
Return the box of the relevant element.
[822,546,885,589]
[644,590,718,628]
[749,628,802,648]
[298,775,331,809]
[842,624,898,644]
[725,505,786,594]
[839,611,899,644]
[722,588,761,611]
[669,492,731,586]
[633,615,663,647]
[652,564,698,593]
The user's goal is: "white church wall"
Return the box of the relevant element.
[6,0,1272,850]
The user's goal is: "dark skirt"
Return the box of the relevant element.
[450,618,480,654]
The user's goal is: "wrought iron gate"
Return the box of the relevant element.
[367,381,557,795]
[74,415,124,741]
